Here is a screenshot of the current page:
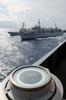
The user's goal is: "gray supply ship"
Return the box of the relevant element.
[8,19,63,40]
[19,20,63,40]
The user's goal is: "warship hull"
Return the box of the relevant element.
[8,32,19,36]
[20,32,63,40]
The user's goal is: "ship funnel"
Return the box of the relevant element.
[0,65,63,100]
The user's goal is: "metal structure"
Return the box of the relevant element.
[0,65,63,100]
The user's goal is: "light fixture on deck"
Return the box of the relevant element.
[0,65,63,100]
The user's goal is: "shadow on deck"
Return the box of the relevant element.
[56,58,66,99]
[33,40,66,99]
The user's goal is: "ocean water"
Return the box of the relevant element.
[0,29,66,82]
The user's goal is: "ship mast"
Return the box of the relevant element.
[55,22,56,28]
[22,22,25,29]
[38,19,40,27]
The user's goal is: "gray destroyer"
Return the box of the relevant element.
[19,20,63,40]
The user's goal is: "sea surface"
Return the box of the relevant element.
[0,29,66,82]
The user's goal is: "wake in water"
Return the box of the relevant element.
[0,29,66,82]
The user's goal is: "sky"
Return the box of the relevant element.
[0,0,66,29]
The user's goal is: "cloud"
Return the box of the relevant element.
[7,4,22,13]
[22,7,30,13]
[7,4,31,14]
[0,14,24,23]
[0,2,7,12]
[0,0,66,29]
[0,7,5,11]
[0,1,6,8]
[44,18,49,21]
[0,20,19,28]
[18,19,24,22]
[0,14,15,21]
[0,0,19,4]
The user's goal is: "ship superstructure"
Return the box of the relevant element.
[19,19,63,40]
[8,19,63,40]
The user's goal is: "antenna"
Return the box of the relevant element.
[38,19,40,27]
[55,21,57,28]
[22,22,25,29]
[55,23,56,28]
